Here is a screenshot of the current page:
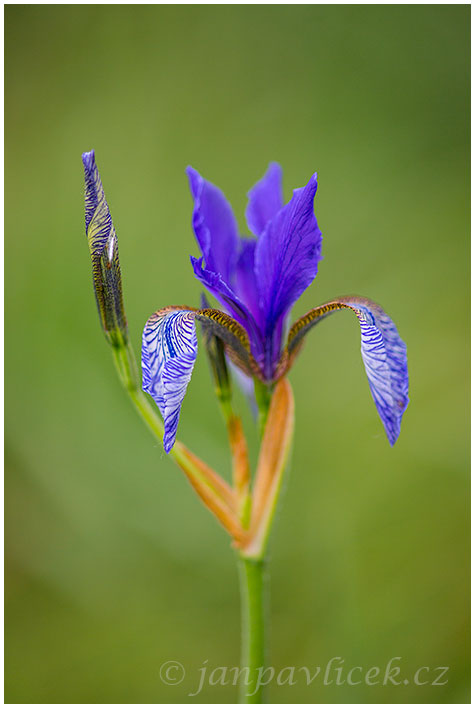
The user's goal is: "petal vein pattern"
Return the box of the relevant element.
[355,303,408,445]
[284,297,409,444]
[142,305,259,452]
[142,309,198,453]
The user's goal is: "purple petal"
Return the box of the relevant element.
[245,162,283,237]
[255,173,322,375]
[190,255,263,361]
[142,308,198,453]
[255,173,321,326]
[235,238,262,325]
[186,166,239,284]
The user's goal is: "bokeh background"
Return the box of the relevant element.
[5,5,470,703]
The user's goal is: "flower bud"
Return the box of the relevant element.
[82,150,128,346]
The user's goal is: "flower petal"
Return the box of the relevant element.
[283,297,409,445]
[142,308,198,453]
[186,166,239,285]
[191,255,264,361]
[142,305,260,452]
[254,173,322,376]
[235,238,262,324]
[82,149,127,345]
[245,162,283,237]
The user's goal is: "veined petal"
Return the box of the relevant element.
[245,162,283,237]
[142,308,198,453]
[255,174,322,326]
[254,173,322,376]
[186,166,239,285]
[283,297,409,445]
[82,149,127,345]
[142,305,259,452]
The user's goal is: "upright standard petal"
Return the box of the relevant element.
[245,162,283,237]
[255,174,321,328]
[186,166,239,285]
[142,305,260,452]
[82,150,127,345]
[254,173,322,376]
[283,297,409,445]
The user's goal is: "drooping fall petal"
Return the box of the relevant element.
[284,297,409,445]
[142,305,258,452]
[142,308,198,453]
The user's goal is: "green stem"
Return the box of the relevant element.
[254,379,272,438]
[111,340,164,441]
[238,555,268,703]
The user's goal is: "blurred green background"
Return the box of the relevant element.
[5,5,469,703]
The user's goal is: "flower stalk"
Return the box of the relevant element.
[238,556,268,703]
[236,378,295,703]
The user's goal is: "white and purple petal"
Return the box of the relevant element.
[245,162,283,237]
[285,297,409,445]
[142,304,260,452]
[142,308,198,453]
[346,300,408,445]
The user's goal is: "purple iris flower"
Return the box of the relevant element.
[142,164,409,453]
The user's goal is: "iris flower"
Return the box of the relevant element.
[142,164,409,453]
